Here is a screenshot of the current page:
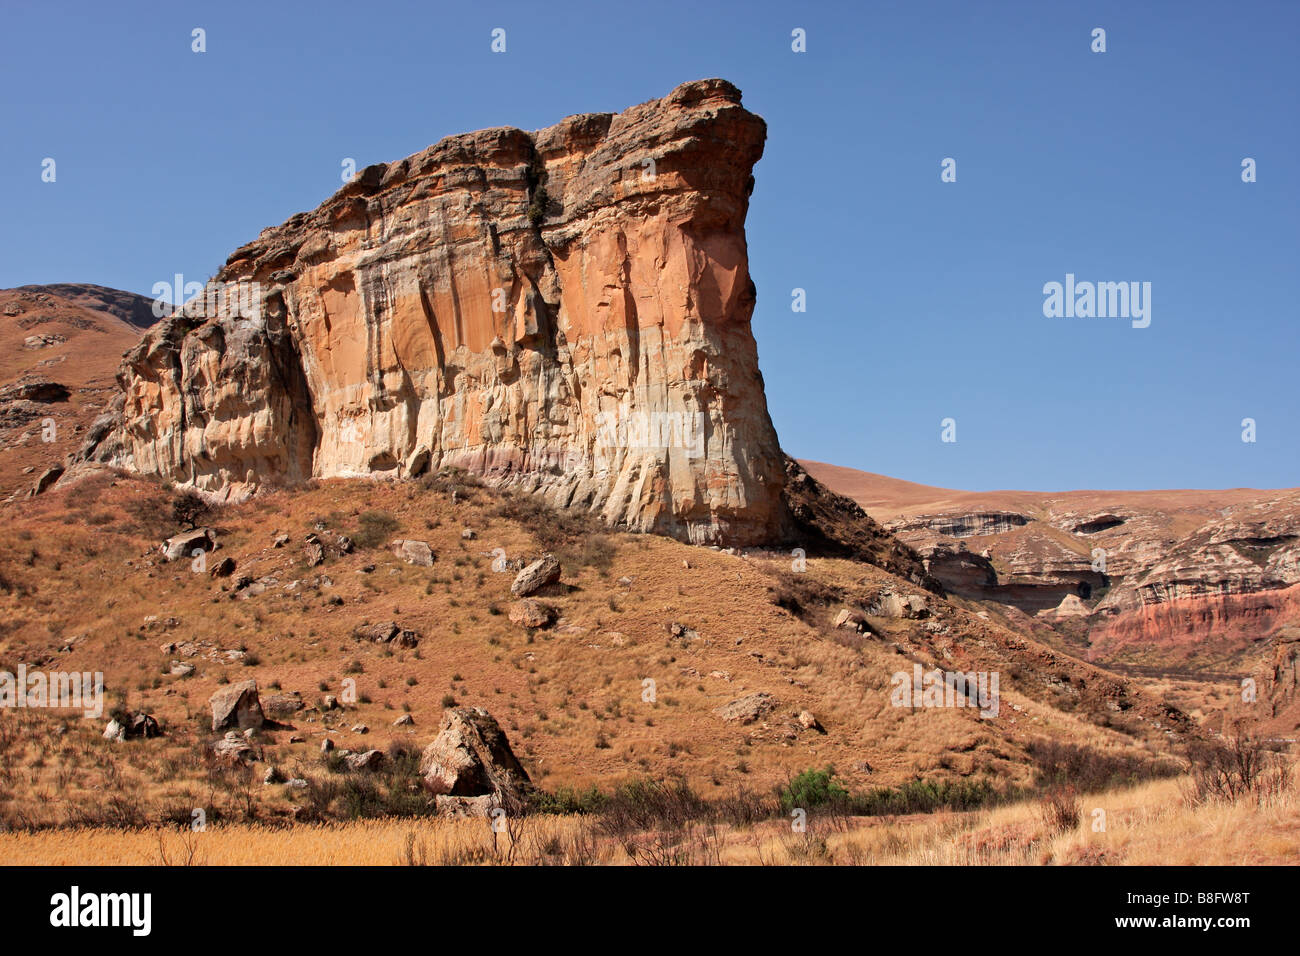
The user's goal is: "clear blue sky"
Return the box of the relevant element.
[2,0,1296,491]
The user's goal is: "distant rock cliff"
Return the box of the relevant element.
[81,79,789,545]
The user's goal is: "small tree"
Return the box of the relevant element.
[779,766,850,812]
[171,490,211,530]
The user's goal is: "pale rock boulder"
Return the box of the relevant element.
[418,707,533,811]
[209,679,264,731]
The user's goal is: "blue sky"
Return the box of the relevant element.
[2,0,1296,491]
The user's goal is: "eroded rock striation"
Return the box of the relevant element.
[81,79,790,545]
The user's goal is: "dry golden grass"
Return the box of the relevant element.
[4,764,1295,866]
[0,467,1236,832]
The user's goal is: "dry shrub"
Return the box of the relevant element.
[1039,784,1082,834]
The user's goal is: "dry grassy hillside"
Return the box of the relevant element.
[0,463,1209,832]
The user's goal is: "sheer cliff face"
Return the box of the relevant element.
[95,79,787,545]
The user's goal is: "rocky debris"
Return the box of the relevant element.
[508,599,554,629]
[75,80,788,547]
[320,738,335,753]
[868,589,930,620]
[130,713,162,739]
[616,576,633,588]
[833,608,872,633]
[105,712,162,741]
[213,731,256,764]
[209,679,264,732]
[351,724,369,734]
[323,696,339,710]
[0,379,70,404]
[344,750,384,771]
[391,538,435,566]
[461,528,476,540]
[511,554,562,596]
[162,528,217,562]
[29,466,64,497]
[393,713,414,726]
[23,333,66,349]
[713,692,777,724]
[352,620,421,647]
[304,540,325,567]
[210,556,236,577]
[273,533,290,547]
[261,692,305,719]
[263,766,283,785]
[1039,594,1089,619]
[668,621,700,645]
[419,707,533,812]
[708,669,732,681]
[797,710,825,733]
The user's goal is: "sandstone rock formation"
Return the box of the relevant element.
[79,79,789,546]
[209,680,264,732]
[804,459,1300,672]
[418,706,533,812]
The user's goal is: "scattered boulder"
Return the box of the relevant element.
[273,533,290,548]
[511,554,561,596]
[262,692,305,720]
[508,599,554,629]
[419,707,534,812]
[29,466,64,497]
[797,710,825,733]
[392,539,435,566]
[352,620,421,647]
[304,541,325,567]
[213,731,256,764]
[209,679,264,732]
[869,589,929,620]
[461,528,476,540]
[833,608,872,634]
[321,738,335,753]
[170,661,195,677]
[345,749,384,771]
[162,528,217,562]
[130,713,162,739]
[103,719,126,742]
[393,713,414,727]
[210,556,237,578]
[713,692,777,724]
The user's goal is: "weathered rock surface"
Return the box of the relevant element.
[418,707,533,810]
[209,679,264,731]
[713,692,776,724]
[511,554,561,596]
[508,598,554,628]
[78,79,789,546]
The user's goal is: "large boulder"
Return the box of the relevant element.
[511,554,562,597]
[162,528,217,562]
[209,679,264,731]
[392,539,435,566]
[418,707,533,813]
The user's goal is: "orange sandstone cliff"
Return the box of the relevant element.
[78,80,790,546]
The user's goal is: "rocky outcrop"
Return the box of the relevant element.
[419,707,533,812]
[78,79,789,547]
